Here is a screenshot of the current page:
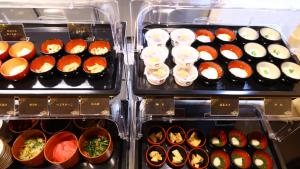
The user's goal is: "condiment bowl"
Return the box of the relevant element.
[12,129,46,167]
[65,39,87,57]
[145,145,167,168]
[83,56,107,78]
[186,128,206,148]
[57,55,82,77]
[166,126,186,145]
[44,131,79,168]
[40,39,64,58]
[166,145,187,168]
[78,127,113,164]
[187,148,209,169]
[227,60,253,83]
[30,55,56,78]
[146,126,166,145]
[88,40,111,57]
[198,62,223,85]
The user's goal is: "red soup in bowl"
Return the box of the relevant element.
[44,131,79,169]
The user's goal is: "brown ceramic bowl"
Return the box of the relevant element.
[186,128,206,148]
[197,45,218,61]
[12,129,46,167]
[83,56,107,78]
[146,126,166,145]
[44,131,79,169]
[195,29,215,44]
[9,41,36,60]
[145,145,167,168]
[78,127,113,164]
[88,40,111,57]
[40,119,71,135]
[65,39,87,56]
[0,58,30,81]
[166,126,186,145]
[40,39,64,57]
[57,55,81,77]
[8,120,39,134]
[187,148,209,169]
[0,41,9,60]
[30,55,56,78]
[167,145,188,168]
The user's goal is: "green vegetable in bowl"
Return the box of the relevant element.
[19,137,45,160]
[83,136,109,157]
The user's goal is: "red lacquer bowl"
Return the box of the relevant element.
[78,127,113,164]
[0,41,9,60]
[0,58,30,81]
[44,131,79,169]
[9,41,36,60]
[12,129,46,167]
[145,145,166,168]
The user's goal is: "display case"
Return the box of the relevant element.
[0,0,129,169]
[129,1,300,169]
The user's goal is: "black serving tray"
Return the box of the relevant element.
[0,23,125,96]
[133,24,300,97]
[8,119,128,169]
[137,120,283,169]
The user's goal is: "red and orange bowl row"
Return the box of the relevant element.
[11,128,113,168]
[0,39,110,81]
[0,55,107,81]
[0,39,111,61]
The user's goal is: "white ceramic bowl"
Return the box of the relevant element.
[173,64,198,87]
[267,44,291,60]
[281,62,300,80]
[170,29,195,46]
[172,45,199,66]
[260,27,281,41]
[256,61,281,80]
[244,42,267,58]
[144,63,170,85]
[145,28,170,46]
[238,27,259,41]
[141,46,169,69]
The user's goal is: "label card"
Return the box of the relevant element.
[67,23,94,41]
[265,97,291,116]
[80,97,109,116]
[0,24,26,41]
[0,97,15,116]
[140,98,175,116]
[50,97,79,116]
[211,97,239,116]
[19,97,48,116]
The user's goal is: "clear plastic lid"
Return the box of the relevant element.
[0,0,123,52]
[131,0,300,52]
